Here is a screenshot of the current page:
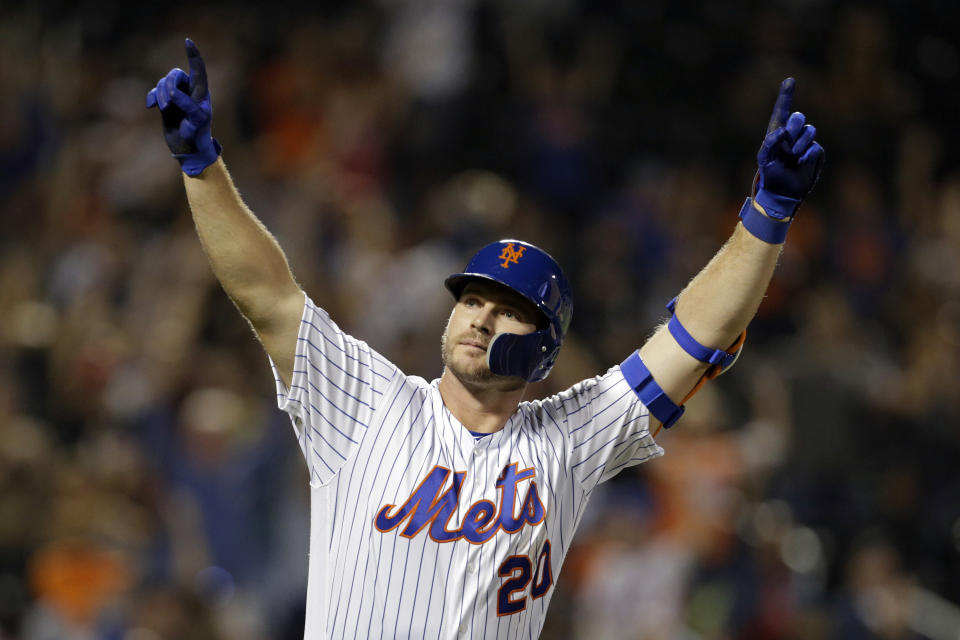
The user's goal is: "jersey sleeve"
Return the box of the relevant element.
[543,363,664,492]
[270,293,400,486]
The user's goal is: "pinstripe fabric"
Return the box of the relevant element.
[271,294,664,639]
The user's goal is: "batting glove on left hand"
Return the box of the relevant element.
[753,77,825,219]
[146,38,221,176]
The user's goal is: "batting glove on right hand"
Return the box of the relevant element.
[754,77,824,219]
[146,38,221,177]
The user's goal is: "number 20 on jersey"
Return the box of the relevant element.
[498,541,553,616]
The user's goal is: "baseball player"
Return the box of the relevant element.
[147,39,822,639]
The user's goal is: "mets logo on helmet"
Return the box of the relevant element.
[498,243,526,268]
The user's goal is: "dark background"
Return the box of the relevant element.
[2,1,960,638]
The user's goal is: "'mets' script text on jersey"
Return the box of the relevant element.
[374,463,545,543]
[272,295,662,639]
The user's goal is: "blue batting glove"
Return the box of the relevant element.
[146,38,221,176]
[753,77,824,219]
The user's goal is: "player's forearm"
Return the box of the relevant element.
[183,157,300,328]
[671,221,783,349]
[634,220,783,414]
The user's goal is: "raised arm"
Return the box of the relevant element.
[147,39,303,385]
[633,78,824,431]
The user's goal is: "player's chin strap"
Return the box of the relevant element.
[621,298,746,437]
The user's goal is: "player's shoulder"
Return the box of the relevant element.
[533,364,626,408]
[376,372,434,399]
[408,374,436,391]
[514,365,629,431]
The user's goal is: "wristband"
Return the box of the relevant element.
[665,298,739,371]
[738,197,793,244]
[754,188,802,219]
[620,351,684,429]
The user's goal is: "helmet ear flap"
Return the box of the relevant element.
[486,329,559,383]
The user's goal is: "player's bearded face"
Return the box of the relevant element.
[441,314,498,385]
[440,283,538,391]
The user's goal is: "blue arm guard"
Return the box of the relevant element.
[620,351,684,430]
[665,298,741,373]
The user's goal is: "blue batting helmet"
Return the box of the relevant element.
[444,239,573,382]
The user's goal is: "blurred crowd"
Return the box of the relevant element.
[2,1,960,638]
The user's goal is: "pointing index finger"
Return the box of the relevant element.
[766,77,795,134]
[184,37,208,101]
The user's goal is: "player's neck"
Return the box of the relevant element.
[437,369,526,434]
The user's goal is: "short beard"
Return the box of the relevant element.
[440,320,524,391]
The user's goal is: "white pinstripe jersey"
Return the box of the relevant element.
[270,293,664,639]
